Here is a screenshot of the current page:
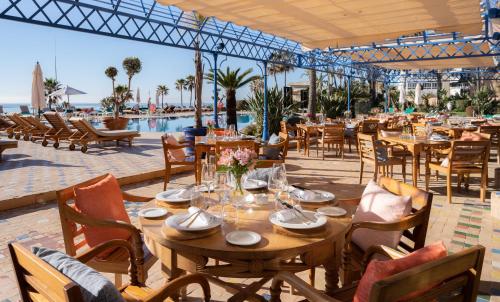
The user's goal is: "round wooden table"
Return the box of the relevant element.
[139,197,351,302]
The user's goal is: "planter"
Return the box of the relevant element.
[103,117,129,130]
[183,126,207,156]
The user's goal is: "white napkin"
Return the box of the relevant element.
[164,188,191,199]
[178,206,216,228]
[291,187,316,201]
[276,206,304,222]
[440,157,450,168]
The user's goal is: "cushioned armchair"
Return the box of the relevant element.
[161,134,196,189]
[256,132,289,168]
[9,240,211,302]
[56,174,157,287]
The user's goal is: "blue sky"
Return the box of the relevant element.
[0,19,306,105]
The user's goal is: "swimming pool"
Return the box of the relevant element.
[91,113,254,132]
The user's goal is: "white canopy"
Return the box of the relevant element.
[398,82,406,104]
[414,83,422,105]
[49,85,86,97]
[31,62,45,112]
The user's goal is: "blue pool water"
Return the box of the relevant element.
[91,114,254,133]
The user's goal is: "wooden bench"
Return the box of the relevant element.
[0,139,17,162]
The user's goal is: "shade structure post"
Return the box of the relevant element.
[262,61,269,141]
[384,79,389,113]
[347,74,351,112]
[213,52,219,128]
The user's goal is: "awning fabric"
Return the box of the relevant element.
[375,56,496,70]
[158,0,482,49]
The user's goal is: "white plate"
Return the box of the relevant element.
[225,231,261,246]
[138,208,168,218]
[165,213,223,231]
[156,188,191,203]
[291,189,335,203]
[242,179,268,190]
[269,210,327,230]
[317,206,347,217]
[199,184,215,192]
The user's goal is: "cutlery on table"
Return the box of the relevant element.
[277,198,317,223]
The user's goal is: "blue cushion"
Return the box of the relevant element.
[32,247,124,302]
[263,133,282,160]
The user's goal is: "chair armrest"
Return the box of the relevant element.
[141,274,211,302]
[337,197,361,207]
[165,144,187,150]
[122,191,154,203]
[271,272,339,302]
[361,245,406,272]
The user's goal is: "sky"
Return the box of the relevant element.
[0,19,307,105]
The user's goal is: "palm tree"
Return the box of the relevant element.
[267,51,295,88]
[307,69,317,119]
[156,85,169,109]
[104,66,118,101]
[122,57,142,96]
[175,79,187,107]
[44,78,61,109]
[206,67,259,130]
[193,12,207,129]
[185,75,195,107]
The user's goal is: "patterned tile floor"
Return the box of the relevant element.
[0,139,499,301]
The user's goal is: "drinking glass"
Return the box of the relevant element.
[190,185,205,209]
[213,171,230,218]
[268,164,288,210]
[201,163,216,201]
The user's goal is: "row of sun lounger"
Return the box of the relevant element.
[1,112,140,153]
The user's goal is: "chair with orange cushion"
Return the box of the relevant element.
[479,125,500,164]
[56,174,157,287]
[9,240,211,302]
[270,244,485,302]
[161,134,196,190]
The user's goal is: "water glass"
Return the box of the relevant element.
[201,163,216,200]
[190,185,205,209]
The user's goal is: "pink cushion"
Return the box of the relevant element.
[379,130,401,138]
[74,174,131,249]
[165,135,186,162]
[353,241,448,302]
[460,132,485,141]
[352,180,412,251]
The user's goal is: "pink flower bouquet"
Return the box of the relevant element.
[217,148,258,193]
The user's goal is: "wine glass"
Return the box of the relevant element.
[201,163,215,201]
[190,185,205,209]
[268,165,288,210]
[213,171,230,218]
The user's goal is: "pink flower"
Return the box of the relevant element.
[207,119,215,126]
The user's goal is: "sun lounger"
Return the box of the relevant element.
[19,105,30,115]
[0,139,17,162]
[43,112,81,148]
[6,113,33,140]
[22,116,56,142]
[69,117,140,153]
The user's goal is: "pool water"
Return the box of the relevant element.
[91,114,254,133]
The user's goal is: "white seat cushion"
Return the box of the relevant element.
[352,180,412,251]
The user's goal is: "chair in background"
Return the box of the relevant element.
[359,119,379,138]
[23,116,55,143]
[317,124,345,160]
[425,140,490,203]
[256,132,289,168]
[6,113,33,140]
[479,125,499,164]
[20,105,31,115]
[271,245,484,302]
[161,134,196,189]
[344,123,359,153]
[214,140,259,155]
[9,241,211,302]
[280,120,300,149]
[56,174,157,286]
[43,112,79,148]
[411,122,427,136]
[0,140,18,162]
[358,133,407,184]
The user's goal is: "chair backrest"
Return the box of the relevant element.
[20,105,30,114]
[358,133,378,161]
[161,134,185,164]
[24,116,51,131]
[370,245,485,302]
[280,121,288,134]
[361,120,379,134]
[411,123,427,136]
[377,176,433,252]
[278,132,289,158]
[8,113,32,128]
[56,174,112,256]
[43,112,73,136]
[215,140,259,155]
[448,140,490,168]
[0,105,3,114]
[9,243,84,302]
[69,118,99,140]
[322,124,344,141]
[480,125,499,145]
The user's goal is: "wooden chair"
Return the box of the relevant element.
[23,116,56,143]
[344,123,359,153]
[214,139,259,155]
[280,120,300,149]
[425,140,490,203]
[340,176,433,284]
[358,133,407,184]
[9,241,211,302]
[479,125,500,164]
[317,124,344,159]
[56,174,157,286]
[6,113,33,140]
[161,134,195,190]
[270,244,485,302]
[0,139,18,162]
[256,132,289,168]
[360,119,379,136]
[43,112,79,148]
[411,122,427,136]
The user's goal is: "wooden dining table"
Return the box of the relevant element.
[380,134,451,188]
[431,124,478,138]
[139,194,352,301]
[296,123,357,156]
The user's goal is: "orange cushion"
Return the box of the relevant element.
[353,242,448,302]
[460,132,486,141]
[166,135,186,162]
[214,130,225,136]
[74,174,131,249]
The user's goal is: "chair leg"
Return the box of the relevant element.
[322,143,325,160]
[446,174,452,203]
[341,143,344,159]
[373,164,378,181]
[359,161,364,184]
[164,165,171,190]
[480,171,487,202]
[115,274,122,287]
[309,267,316,288]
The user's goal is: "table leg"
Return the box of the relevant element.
[412,152,419,188]
[324,241,341,296]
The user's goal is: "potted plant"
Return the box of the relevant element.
[103,57,142,130]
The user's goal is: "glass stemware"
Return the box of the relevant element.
[268,164,289,210]
[201,163,216,201]
[190,185,205,209]
[213,171,230,218]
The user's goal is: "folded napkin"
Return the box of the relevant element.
[164,188,191,199]
[276,206,304,223]
[291,187,316,201]
[179,206,215,228]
